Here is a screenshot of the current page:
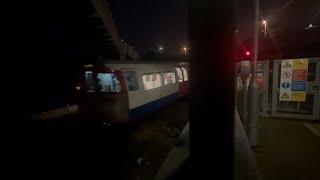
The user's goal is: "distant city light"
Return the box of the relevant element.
[304,24,317,30]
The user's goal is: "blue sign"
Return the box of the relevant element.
[292,81,306,91]
[282,82,291,89]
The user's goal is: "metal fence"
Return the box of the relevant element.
[235,61,270,118]
[271,58,320,120]
[235,58,320,121]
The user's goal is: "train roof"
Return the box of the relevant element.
[102,60,189,65]
[84,60,189,73]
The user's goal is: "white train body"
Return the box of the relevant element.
[77,61,189,124]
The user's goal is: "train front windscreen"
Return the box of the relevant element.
[79,71,121,93]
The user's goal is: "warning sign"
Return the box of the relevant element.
[281,82,290,89]
[293,59,308,70]
[292,70,307,80]
[291,92,306,101]
[281,93,290,99]
[279,59,308,101]
[282,71,292,78]
[292,81,306,91]
[282,61,292,68]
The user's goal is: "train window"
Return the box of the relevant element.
[163,72,176,85]
[175,68,183,82]
[97,73,121,92]
[85,71,95,91]
[181,67,188,81]
[143,73,162,90]
[123,71,139,91]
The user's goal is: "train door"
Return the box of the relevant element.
[175,67,184,97]
[180,66,189,96]
[175,67,189,97]
[122,69,140,111]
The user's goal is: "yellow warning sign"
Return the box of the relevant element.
[282,61,292,68]
[291,92,306,102]
[280,59,308,102]
[293,59,308,70]
[281,92,290,99]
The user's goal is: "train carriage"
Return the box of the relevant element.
[76,61,189,125]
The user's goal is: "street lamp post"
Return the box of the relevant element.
[247,0,260,148]
[183,47,187,54]
[262,20,267,38]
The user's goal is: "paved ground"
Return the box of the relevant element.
[256,118,320,180]
[4,100,319,180]
[2,100,188,180]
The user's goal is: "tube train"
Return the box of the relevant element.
[76,60,189,124]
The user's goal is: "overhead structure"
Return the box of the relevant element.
[90,0,139,60]
[44,0,139,60]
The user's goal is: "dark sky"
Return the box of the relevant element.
[106,0,275,49]
[237,0,320,40]
[107,0,319,56]
[108,0,188,52]
[236,0,317,39]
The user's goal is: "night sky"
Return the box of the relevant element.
[108,0,188,53]
[107,0,319,57]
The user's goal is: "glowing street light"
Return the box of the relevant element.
[183,47,187,54]
[262,20,267,38]
[159,46,163,53]
[304,23,319,30]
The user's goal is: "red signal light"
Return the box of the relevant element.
[245,51,250,56]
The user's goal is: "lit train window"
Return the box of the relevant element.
[181,67,188,81]
[163,72,176,85]
[97,73,121,92]
[175,68,183,82]
[143,73,162,90]
[85,71,95,91]
[123,71,139,91]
